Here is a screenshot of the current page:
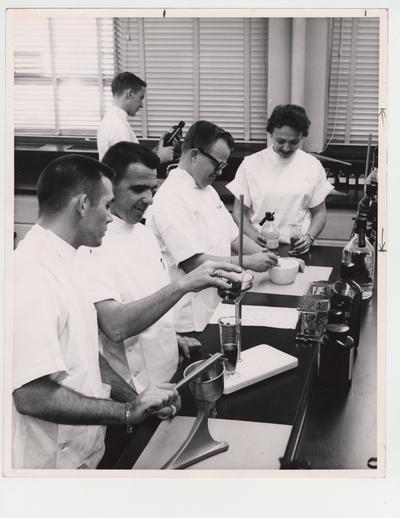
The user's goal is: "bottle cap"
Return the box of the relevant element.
[326,323,350,340]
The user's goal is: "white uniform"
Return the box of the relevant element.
[97,105,139,160]
[147,167,239,333]
[13,225,109,469]
[77,218,179,393]
[226,147,333,243]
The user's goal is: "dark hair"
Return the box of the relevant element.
[111,72,147,96]
[102,142,160,184]
[266,104,311,137]
[182,120,235,153]
[37,154,115,217]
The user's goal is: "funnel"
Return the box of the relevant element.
[162,358,228,469]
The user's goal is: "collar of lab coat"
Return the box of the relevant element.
[32,224,76,262]
[110,104,128,121]
[169,166,203,190]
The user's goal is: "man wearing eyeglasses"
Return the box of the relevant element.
[147,120,279,334]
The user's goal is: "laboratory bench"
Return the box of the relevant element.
[111,245,377,471]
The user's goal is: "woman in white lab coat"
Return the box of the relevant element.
[227,104,333,255]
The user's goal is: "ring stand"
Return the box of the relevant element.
[162,359,228,469]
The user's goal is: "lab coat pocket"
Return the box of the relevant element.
[57,423,106,469]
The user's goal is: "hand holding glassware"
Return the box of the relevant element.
[288,224,303,256]
[217,270,253,302]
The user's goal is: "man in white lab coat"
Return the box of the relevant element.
[97,71,175,163]
[78,141,242,393]
[12,154,180,469]
[147,120,279,333]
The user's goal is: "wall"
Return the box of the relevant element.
[267,18,329,152]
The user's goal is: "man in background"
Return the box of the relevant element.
[97,71,175,163]
[12,154,180,469]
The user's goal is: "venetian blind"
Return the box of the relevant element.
[13,16,115,136]
[326,17,379,145]
[114,17,268,142]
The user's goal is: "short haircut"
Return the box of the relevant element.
[111,72,147,96]
[37,154,115,217]
[182,120,235,153]
[266,104,311,137]
[102,141,160,184]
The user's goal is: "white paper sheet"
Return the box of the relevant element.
[133,417,292,470]
[209,303,299,329]
[251,265,333,296]
[223,344,298,394]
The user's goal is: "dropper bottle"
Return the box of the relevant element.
[260,212,279,249]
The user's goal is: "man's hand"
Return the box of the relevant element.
[176,334,202,360]
[244,250,279,272]
[156,133,175,164]
[178,260,243,293]
[129,383,180,424]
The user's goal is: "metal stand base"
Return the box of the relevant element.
[162,403,229,470]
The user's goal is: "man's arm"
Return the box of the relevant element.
[95,260,242,343]
[153,133,175,164]
[13,376,178,426]
[232,234,264,255]
[98,353,138,402]
[179,236,278,274]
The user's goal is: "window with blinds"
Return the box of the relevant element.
[114,17,268,142]
[13,15,268,142]
[13,16,115,136]
[326,17,380,145]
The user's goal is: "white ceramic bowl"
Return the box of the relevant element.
[269,258,299,285]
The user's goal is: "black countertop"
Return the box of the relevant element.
[112,245,377,470]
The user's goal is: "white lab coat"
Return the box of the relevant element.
[97,105,139,160]
[147,167,239,333]
[13,225,109,469]
[78,218,179,393]
[226,147,334,243]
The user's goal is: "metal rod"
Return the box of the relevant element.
[237,195,244,361]
[175,353,223,391]
[238,194,244,268]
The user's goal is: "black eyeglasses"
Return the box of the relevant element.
[197,147,229,172]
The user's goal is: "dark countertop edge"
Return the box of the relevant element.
[14,136,374,161]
